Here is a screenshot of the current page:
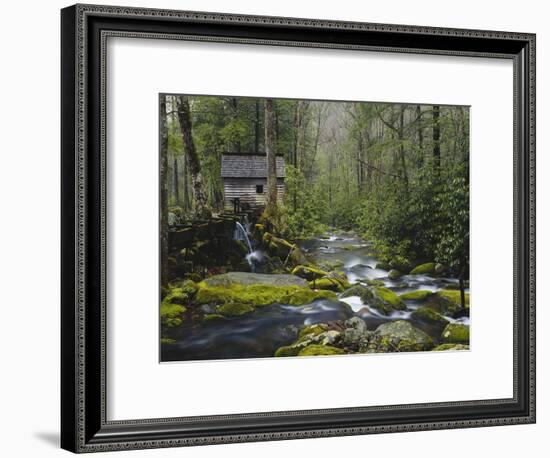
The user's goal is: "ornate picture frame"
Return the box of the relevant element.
[61,4,535,453]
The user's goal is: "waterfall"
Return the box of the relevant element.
[235,221,253,254]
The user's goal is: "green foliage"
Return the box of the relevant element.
[279,165,328,239]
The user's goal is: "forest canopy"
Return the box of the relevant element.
[161,94,469,278]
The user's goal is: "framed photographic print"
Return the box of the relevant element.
[61,3,536,453]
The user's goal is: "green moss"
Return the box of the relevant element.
[341,284,374,303]
[436,290,470,309]
[297,345,346,356]
[202,313,225,322]
[366,279,385,287]
[298,323,328,339]
[274,345,301,357]
[411,306,448,325]
[160,301,186,327]
[291,265,328,281]
[433,343,470,351]
[163,280,198,305]
[399,290,434,301]
[373,287,406,310]
[286,288,337,305]
[441,323,470,343]
[410,262,436,275]
[217,302,254,317]
[309,277,349,292]
[160,337,176,345]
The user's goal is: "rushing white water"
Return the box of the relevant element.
[234,221,253,254]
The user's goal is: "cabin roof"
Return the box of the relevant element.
[221,154,286,179]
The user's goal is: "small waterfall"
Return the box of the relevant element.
[234,221,253,254]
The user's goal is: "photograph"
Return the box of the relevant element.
[159,94,470,362]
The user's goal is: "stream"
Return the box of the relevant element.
[161,231,469,362]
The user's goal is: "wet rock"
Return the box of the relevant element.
[411,306,448,326]
[375,262,391,271]
[341,284,373,303]
[399,290,434,301]
[309,276,349,293]
[204,272,307,287]
[373,320,434,352]
[434,290,470,314]
[441,323,470,344]
[370,287,406,314]
[410,262,436,275]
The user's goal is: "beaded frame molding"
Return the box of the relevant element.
[60,3,536,453]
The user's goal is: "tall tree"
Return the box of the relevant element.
[175,95,211,219]
[433,105,441,173]
[265,98,278,219]
[159,95,169,284]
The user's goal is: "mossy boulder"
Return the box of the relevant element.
[433,343,470,351]
[374,320,433,352]
[410,262,436,275]
[309,276,350,293]
[341,284,373,303]
[441,323,470,344]
[203,272,307,287]
[297,345,346,356]
[399,290,434,301]
[288,247,309,267]
[371,287,406,314]
[160,302,186,327]
[196,277,337,310]
[435,290,470,310]
[291,265,329,281]
[411,307,448,326]
[217,302,254,317]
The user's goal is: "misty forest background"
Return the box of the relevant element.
[160,95,469,279]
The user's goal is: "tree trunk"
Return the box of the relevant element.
[398,107,409,191]
[159,95,169,285]
[175,95,211,219]
[254,99,260,154]
[416,105,424,166]
[173,156,180,206]
[265,98,278,218]
[433,105,441,173]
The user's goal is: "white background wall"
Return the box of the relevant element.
[0,0,546,456]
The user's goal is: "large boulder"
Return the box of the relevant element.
[373,320,434,352]
[411,307,448,326]
[441,323,470,344]
[341,317,369,347]
[203,272,308,287]
[370,287,406,314]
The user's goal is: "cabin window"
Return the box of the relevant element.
[256,185,264,194]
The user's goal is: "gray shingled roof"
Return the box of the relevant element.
[221,154,286,178]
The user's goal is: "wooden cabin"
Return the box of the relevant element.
[220,153,285,210]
